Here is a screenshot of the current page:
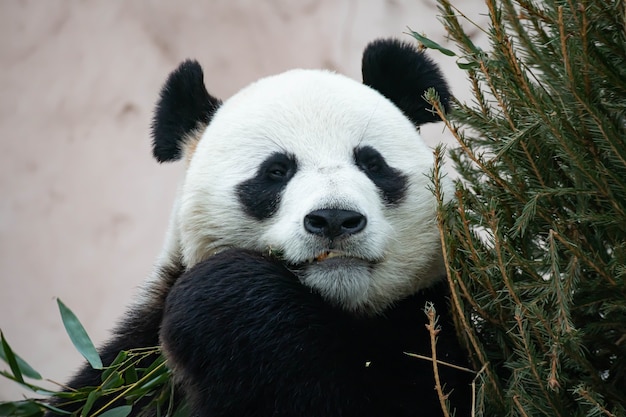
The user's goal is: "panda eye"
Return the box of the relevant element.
[353,145,408,206]
[266,163,289,180]
[259,153,297,182]
[355,148,385,173]
[360,156,382,173]
[238,152,297,220]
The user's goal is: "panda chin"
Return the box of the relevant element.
[299,260,373,312]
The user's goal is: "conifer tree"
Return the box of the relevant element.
[426,0,626,415]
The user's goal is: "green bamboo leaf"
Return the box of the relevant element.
[56,299,103,370]
[142,355,166,374]
[98,405,132,417]
[0,400,43,416]
[124,365,138,384]
[0,335,42,380]
[81,390,100,417]
[101,351,127,383]
[101,370,124,390]
[408,30,456,56]
[39,401,72,415]
[1,332,24,383]
[0,370,57,396]
[0,402,15,415]
[136,372,169,392]
[109,350,128,368]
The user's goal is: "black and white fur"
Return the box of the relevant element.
[49,39,471,417]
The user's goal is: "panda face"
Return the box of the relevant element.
[175,69,448,314]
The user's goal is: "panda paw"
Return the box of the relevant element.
[160,249,376,416]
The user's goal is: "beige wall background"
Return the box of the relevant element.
[0,0,487,399]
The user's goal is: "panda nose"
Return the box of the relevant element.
[304,209,367,239]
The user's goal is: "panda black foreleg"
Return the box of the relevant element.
[161,248,412,417]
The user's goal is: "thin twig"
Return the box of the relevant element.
[404,352,476,374]
[431,147,502,397]
[425,303,450,417]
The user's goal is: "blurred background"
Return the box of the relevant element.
[0,0,487,399]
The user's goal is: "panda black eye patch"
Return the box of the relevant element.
[354,146,407,206]
[237,152,298,220]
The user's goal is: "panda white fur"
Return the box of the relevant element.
[49,39,472,417]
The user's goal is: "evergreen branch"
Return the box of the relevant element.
[512,394,532,417]
[440,2,490,38]
[547,229,576,335]
[513,309,563,415]
[467,70,491,119]
[489,210,556,352]
[519,141,547,189]
[574,387,617,417]
[430,83,527,212]
[488,213,523,311]
[550,230,617,286]
[478,57,516,129]
[435,2,484,57]
[454,191,500,304]
[547,342,561,392]
[502,0,553,71]
[450,262,499,327]
[553,6,625,198]
[517,0,550,22]
[577,2,592,104]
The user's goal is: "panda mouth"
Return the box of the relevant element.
[306,250,378,266]
[267,247,377,268]
[309,250,346,263]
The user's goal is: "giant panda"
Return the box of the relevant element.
[48,38,473,417]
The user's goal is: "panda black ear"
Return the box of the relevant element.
[151,60,222,163]
[362,38,451,126]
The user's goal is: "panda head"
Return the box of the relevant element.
[152,39,453,315]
